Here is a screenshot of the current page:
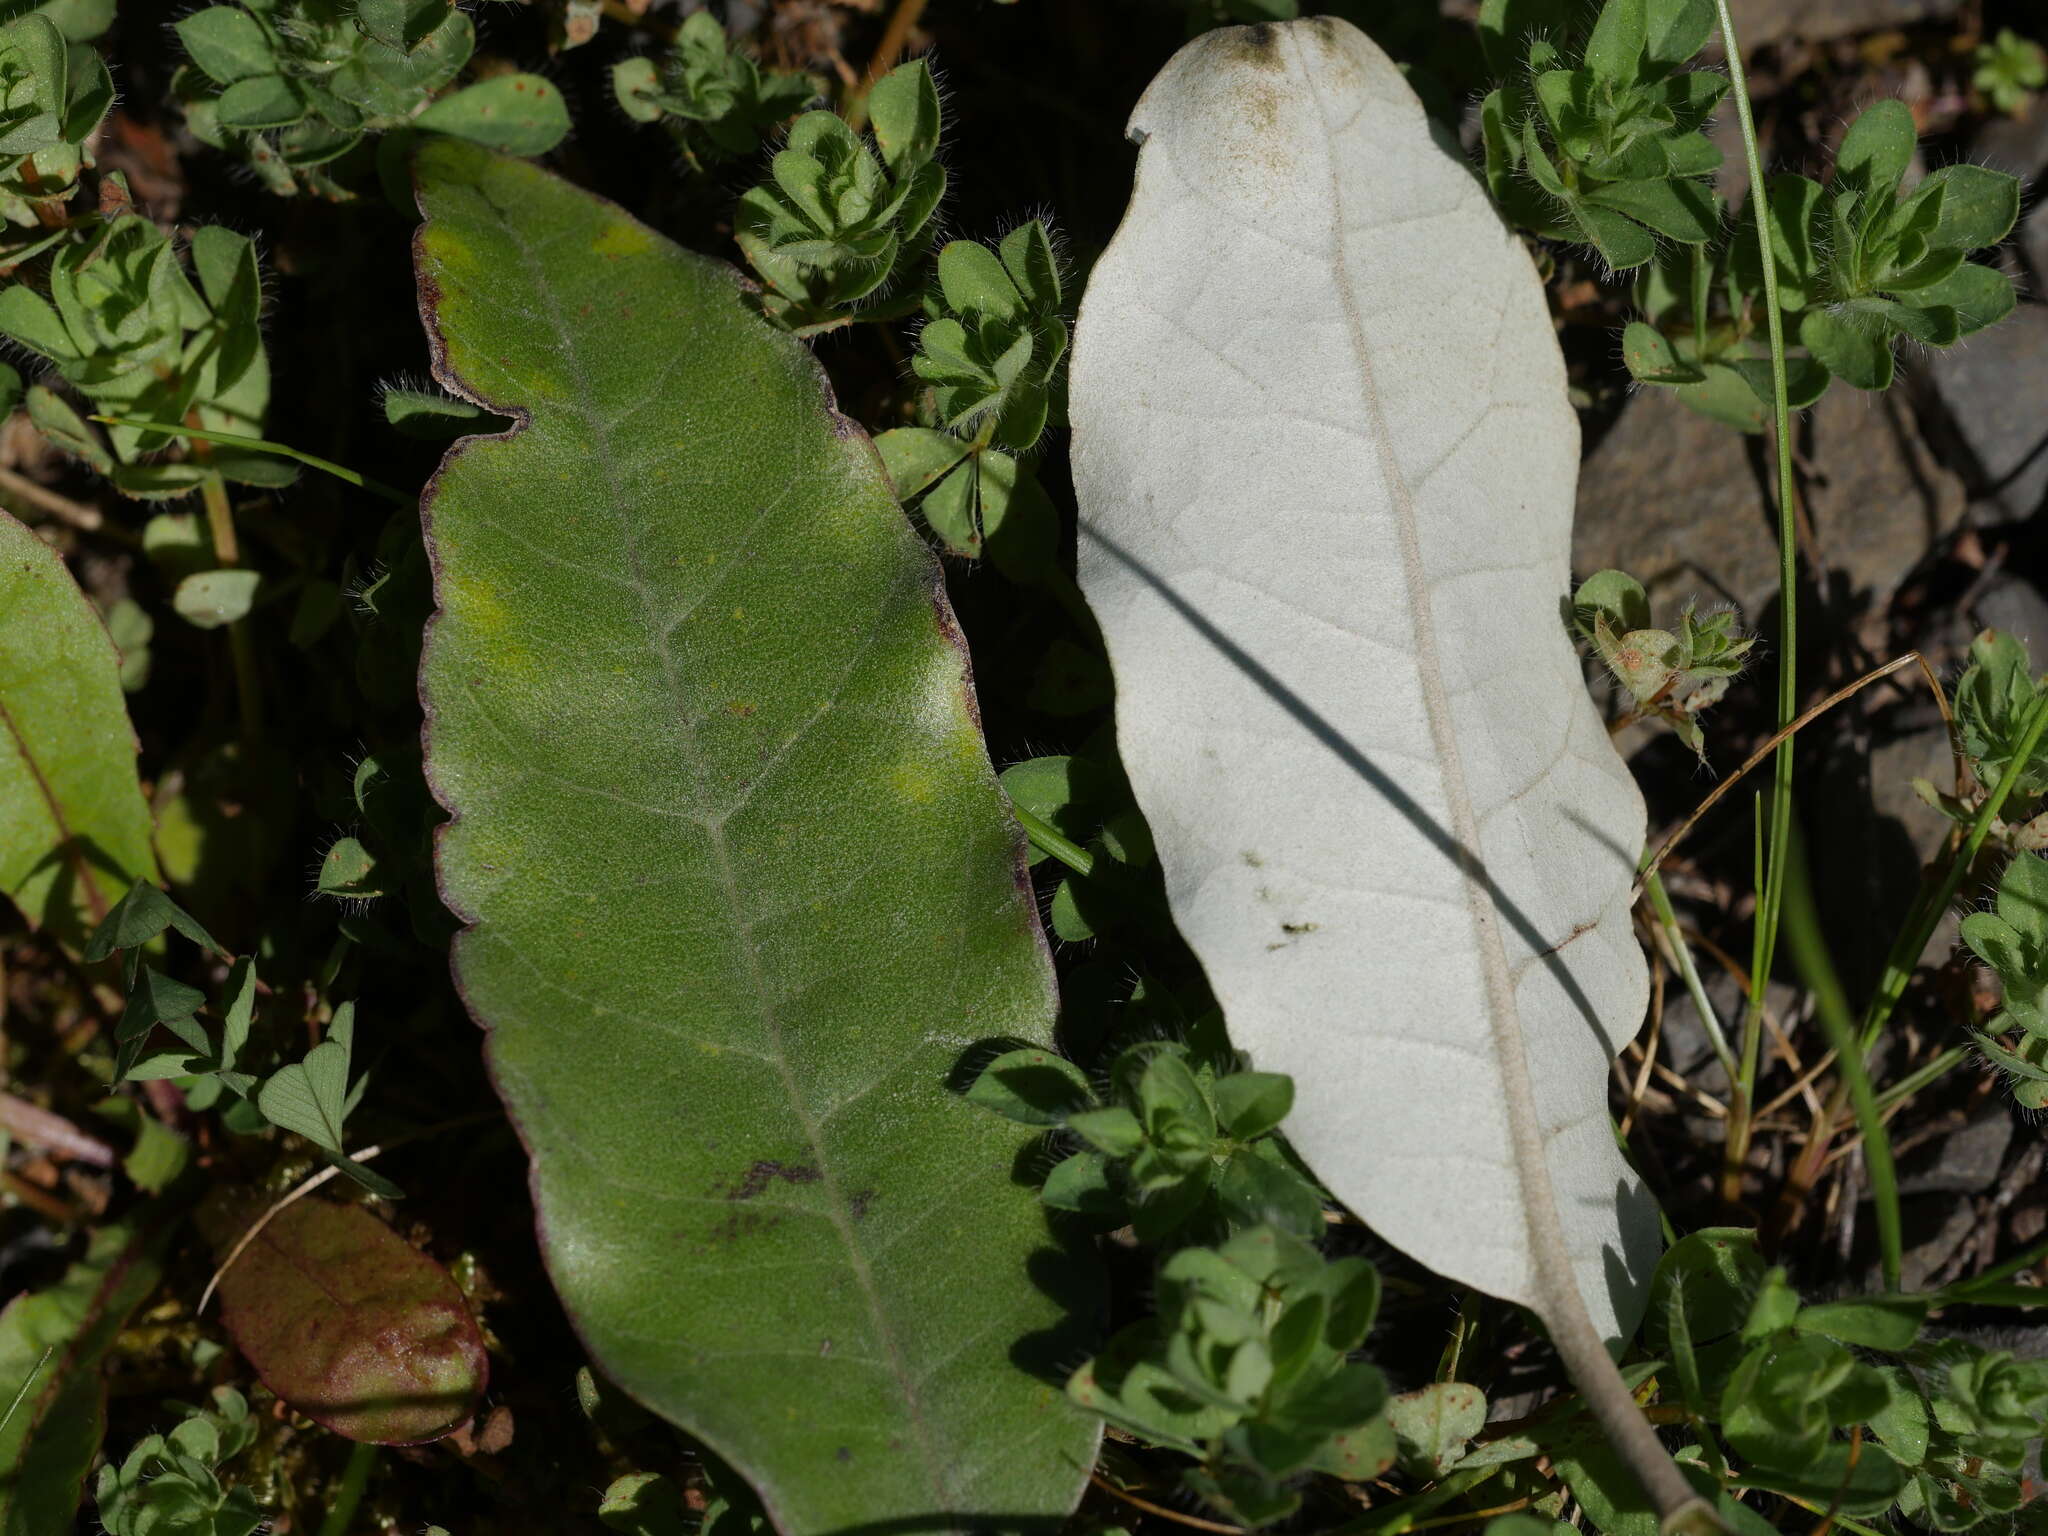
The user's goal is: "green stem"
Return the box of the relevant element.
[317,1440,376,1536]
[1644,868,1737,1084]
[1874,1043,1969,1114]
[199,469,263,740]
[1713,0,1800,1203]
[1858,691,2048,1056]
[89,416,412,506]
[1011,804,1094,877]
[1811,949,1905,1288]
[1934,1233,2048,1303]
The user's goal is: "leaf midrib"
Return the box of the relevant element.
[1293,36,1579,1317]
[460,186,954,1511]
[0,690,110,927]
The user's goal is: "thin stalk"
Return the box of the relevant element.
[317,1440,376,1536]
[1645,869,1738,1083]
[0,1347,51,1436]
[1722,797,1768,1207]
[89,416,412,506]
[1874,1044,1970,1114]
[198,469,263,740]
[1713,0,1801,1207]
[1933,1232,2048,1303]
[1775,689,2048,1231]
[1012,804,1094,876]
[1803,938,1904,1288]
[1859,689,2048,1055]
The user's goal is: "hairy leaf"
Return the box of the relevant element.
[0,509,160,952]
[1069,18,1656,1346]
[0,1216,169,1535]
[199,1194,486,1445]
[412,140,1094,1530]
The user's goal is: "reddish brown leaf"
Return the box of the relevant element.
[201,1193,487,1445]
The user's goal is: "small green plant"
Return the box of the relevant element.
[877,221,1068,565]
[1480,0,1729,270]
[95,1386,263,1536]
[734,59,944,329]
[1747,100,2018,393]
[1069,1224,1394,1526]
[172,0,567,198]
[0,213,274,498]
[1620,237,1831,432]
[970,1039,1322,1241]
[1607,1230,2048,1529]
[998,750,1168,938]
[612,12,815,171]
[1973,27,2046,115]
[83,881,398,1197]
[1913,630,2048,1104]
[0,11,111,242]
[1571,569,1752,758]
[1958,852,2048,1108]
[1624,98,2020,415]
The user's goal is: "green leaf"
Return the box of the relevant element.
[1676,360,1768,432]
[174,6,274,86]
[256,1006,354,1154]
[171,569,260,630]
[1643,0,1713,70]
[0,286,78,365]
[1794,1294,1928,1352]
[1574,201,1658,270]
[0,1217,169,1535]
[214,73,303,130]
[197,1193,486,1444]
[1836,99,1915,196]
[1729,354,1829,411]
[355,0,449,53]
[1912,260,2016,336]
[866,59,940,177]
[599,1472,690,1536]
[999,221,1061,311]
[1921,163,2020,251]
[966,1047,1094,1126]
[382,384,501,440]
[937,240,1023,324]
[413,140,1096,1529]
[0,512,160,954]
[1212,1070,1293,1138]
[1619,320,1702,384]
[1801,307,1893,391]
[1041,1152,1122,1222]
[414,75,569,155]
[1582,0,1646,87]
[874,426,971,501]
[83,881,221,962]
[1387,1382,1485,1478]
[1583,177,1716,243]
[1067,1105,1144,1158]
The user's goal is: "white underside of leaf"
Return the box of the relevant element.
[1070,17,1657,1341]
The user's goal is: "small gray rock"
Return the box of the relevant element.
[1900,1195,1981,1291]
[1971,98,2048,182]
[1898,1107,2015,1196]
[1575,385,1965,624]
[1722,0,1959,47]
[1972,572,2048,650]
[2022,201,2048,293]
[1656,965,1797,1100]
[1928,304,2048,519]
[1870,717,1964,865]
